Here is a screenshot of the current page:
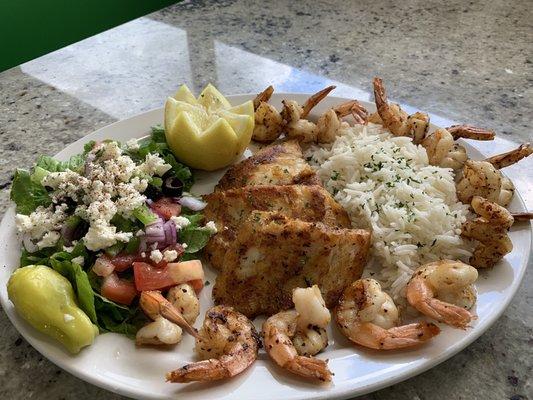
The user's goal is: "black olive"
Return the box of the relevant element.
[163,176,184,197]
[144,184,163,201]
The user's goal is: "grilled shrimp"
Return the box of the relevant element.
[139,290,197,337]
[335,279,440,350]
[456,144,532,206]
[167,305,260,382]
[281,86,335,143]
[406,260,478,329]
[421,128,467,171]
[252,86,284,143]
[456,160,502,204]
[167,283,200,325]
[373,77,430,143]
[422,124,495,171]
[461,196,514,268]
[316,100,368,143]
[263,285,332,382]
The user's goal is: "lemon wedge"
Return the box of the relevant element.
[164,84,254,171]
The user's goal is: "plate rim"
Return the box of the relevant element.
[0,94,531,400]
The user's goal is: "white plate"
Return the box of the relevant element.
[0,95,531,400]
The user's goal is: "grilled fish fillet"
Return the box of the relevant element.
[213,211,371,318]
[215,140,320,191]
[203,184,351,270]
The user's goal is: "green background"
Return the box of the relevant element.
[0,0,178,72]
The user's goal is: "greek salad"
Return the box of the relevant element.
[10,126,216,338]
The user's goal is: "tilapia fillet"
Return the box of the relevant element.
[213,212,371,318]
[203,184,352,270]
[215,139,320,191]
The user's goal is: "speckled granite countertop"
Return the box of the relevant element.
[0,0,531,399]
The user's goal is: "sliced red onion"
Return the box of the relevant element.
[22,235,39,253]
[145,218,164,236]
[179,196,206,211]
[163,220,177,245]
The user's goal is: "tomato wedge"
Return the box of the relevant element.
[133,262,175,291]
[101,273,138,305]
[150,197,181,220]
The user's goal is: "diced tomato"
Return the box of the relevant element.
[133,262,175,291]
[92,257,115,277]
[188,279,204,293]
[150,197,181,220]
[101,273,138,305]
[109,253,138,272]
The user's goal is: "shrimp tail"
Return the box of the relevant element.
[511,212,533,221]
[485,143,533,169]
[253,85,274,110]
[166,359,229,382]
[385,322,441,348]
[417,297,474,329]
[301,85,336,118]
[140,291,198,338]
[349,100,369,125]
[446,125,495,141]
[285,356,332,382]
[373,77,387,112]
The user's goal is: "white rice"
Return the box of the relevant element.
[306,123,472,301]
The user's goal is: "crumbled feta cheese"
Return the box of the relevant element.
[86,197,117,223]
[42,170,89,202]
[126,138,140,151]
[16,204,68,240]
[37,231,61,249]
[141,252,146,258]
[15,214,32,232]
[99,141,123,160]
[16,140,177,255]
[63,314,75,323]
[63,245,75,253]
[136,153,172,176]
[182,243,188,249]
[72,256,84,266]
[84,221,132,251]
[170,216,190,230]
[150,249,164,264]
[130,176,148,193]
[205,221,218,234]
[136,229,144,236]
[115,182,146,217]
[163,249,178,262]
[114,156,136,183]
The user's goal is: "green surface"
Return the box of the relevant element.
[0,0,178,72]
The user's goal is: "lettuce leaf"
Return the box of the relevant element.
[10,169,52,215]
[93,293,147,337]
[36,154,85,173]
[180,226,212,254]
[47,242,97,323]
